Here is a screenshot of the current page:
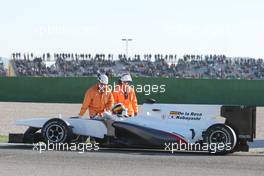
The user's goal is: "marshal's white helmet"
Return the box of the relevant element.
[119,73,132,82]
[97,74,109,84]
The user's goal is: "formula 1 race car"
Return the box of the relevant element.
[9,100,256,154]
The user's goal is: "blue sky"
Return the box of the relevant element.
[0,0,263,58]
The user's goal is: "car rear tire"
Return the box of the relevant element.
[42,118,73,144]
[204,124,237,155]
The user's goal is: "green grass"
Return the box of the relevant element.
[0,135,8,143]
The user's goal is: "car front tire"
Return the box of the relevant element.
[42,118,73,144]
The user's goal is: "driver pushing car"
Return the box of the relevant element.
[112,73,138,117]
[79,74,114,118]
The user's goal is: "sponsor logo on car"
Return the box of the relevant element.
[169,111,202,120]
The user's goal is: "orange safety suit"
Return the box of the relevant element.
[112,83,138,116]
[79,83,114,118]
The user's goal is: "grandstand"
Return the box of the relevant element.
[6,52,264,79]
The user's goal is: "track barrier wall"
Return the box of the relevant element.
[0,77,263,105]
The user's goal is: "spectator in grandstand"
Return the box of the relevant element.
[0,62,6,76]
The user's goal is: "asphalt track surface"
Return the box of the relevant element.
[0,144,263,176]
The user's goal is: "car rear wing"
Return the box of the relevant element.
[221,106,256,142]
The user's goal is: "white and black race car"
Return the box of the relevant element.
[9,99,256,154]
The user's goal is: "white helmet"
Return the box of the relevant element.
[97,74,109,84]
[120,73,132,82]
